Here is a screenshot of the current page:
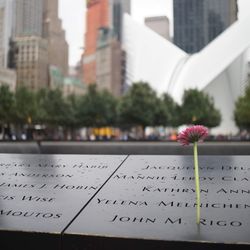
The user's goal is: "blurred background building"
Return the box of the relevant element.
[43,0,68,76]
[174,0,238,53]
[83,0,130,96]
[13,0,44,37]
[0,0,250,138]
[0,67,16,91]
[0,0,16,90]
[63,76,86,97]
[0,0,13,67]
[123,0,250,135]
[145,16,170,40]
[7,0,70,91]
[14,36,48,90]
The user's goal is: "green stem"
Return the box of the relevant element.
[194,142,200,224]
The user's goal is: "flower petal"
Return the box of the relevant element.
[177,125,208,145]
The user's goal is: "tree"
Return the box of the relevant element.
[42,88,69,127]
[65,94,81,128]
[35,88,70,139]
[152,97,169,127]
[99,90,118,126]
[77,85,117,128]
[234,82,250,131]
[118,82,158,136]
[34,88,49,125]
[13,86,36,126]
[63,94,82,139]
[0,85,15,139]
[180,89,221,128]
[0,85,14,124]
[162,93,181,127]
[34,88,81,140]
[12,86,37,139]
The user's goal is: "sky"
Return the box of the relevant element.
[59,0,250,66]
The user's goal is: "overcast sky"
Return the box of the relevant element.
[59,0,250,66]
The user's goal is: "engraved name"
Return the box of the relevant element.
[142,186,250,194]
[109,215,242,227]
[113,174,250,181]
[0,209,62,219]
[140,165,250,171]
[0,172,73,178]
[97,198,148,206]
[158,201,250,209]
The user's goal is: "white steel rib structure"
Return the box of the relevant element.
[123,14,250,134]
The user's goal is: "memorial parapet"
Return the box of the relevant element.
[0,154,127,250]
[64,155,250,250]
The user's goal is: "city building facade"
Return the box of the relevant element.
[49,65,86,97]
[0,67,16,91]
[0,0,13,68]
[111,0,130,41]
[13,0,44,37]
[63,76,86,97]
[14,36,48,90]
[43,0,68,76]
[248,61,250,82]
[10,0,68,91]
[48,65,64,89]
[83,0,130,96]
[83,0,109,85]
[174,0,238,53]
[145,16,170,40]
[96,28,124,96]
[123,14,250,134]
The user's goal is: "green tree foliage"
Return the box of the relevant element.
[162,93,181,127]
[152,97,169,127]
[34,88,83,139]
[118,82,159,131]
[234,83,250,130]
[99,90,118,126]
[3,80,225,140]
[180,89,221,128]
[13,86,36,125]
[39,88,69,126]
[64,94,81,129]
[0,85,14,124]
[78,85,117,128]
[60,94,83,140]
[34,88,49,124]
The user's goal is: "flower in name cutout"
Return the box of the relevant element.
[177,125,208,224]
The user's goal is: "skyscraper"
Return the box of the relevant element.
[43,0,68,76]
[83,0,130,95]
[96,28,124,96]
[13,0,44,37]
[123,13,250,134]
[83,0,110,85]
[10,0,48,90]
[0,0,16,91]
[11,0,68,90]
[145,16,170,40]
[0,0,13,67]
[111,0,130,41]
[14,36,48,90]
[174,0,238,53]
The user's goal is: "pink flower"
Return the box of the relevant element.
[177,125,208,146]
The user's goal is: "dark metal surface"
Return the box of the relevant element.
[0,154,126,249]
[1,154,250,249]
[40,141,250,155]
[64,155,250,249]
[0,142,40,154]
[1,141,250,155]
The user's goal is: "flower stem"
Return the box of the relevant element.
[194,141,200,224]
